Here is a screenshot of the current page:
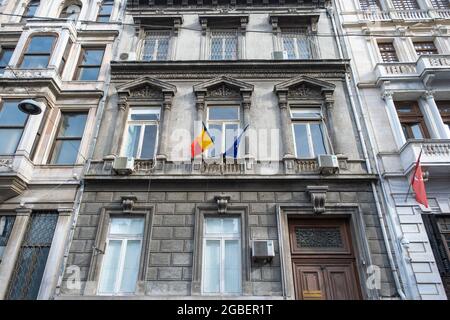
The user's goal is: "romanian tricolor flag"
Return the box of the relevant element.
[191,122,214,158]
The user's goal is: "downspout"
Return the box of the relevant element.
[327,3,407,299]
[54,2,127,297]
[276,205,287,299]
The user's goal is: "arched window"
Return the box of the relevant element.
[60,1,82,21]
[21,0,40,21]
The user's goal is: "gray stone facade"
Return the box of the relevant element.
[58,180,396,298]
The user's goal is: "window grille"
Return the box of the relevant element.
[142,31,170,61]
[210,31,238,60]
[6,212,58,300]
[281,28,317,59]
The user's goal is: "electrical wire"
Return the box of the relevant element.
[0,11,449,38]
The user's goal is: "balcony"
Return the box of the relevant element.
[374,54,450,85]
[357,9,447,23]
[399,140,450,176]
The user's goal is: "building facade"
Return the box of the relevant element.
[334,0,450,299]
[53,0,401,299]
[0,0,124,299]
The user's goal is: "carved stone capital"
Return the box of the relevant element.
[215,195,231,214]
[423,90,434,100]
[118,92,129,111]
[121,196,138,213]
[381,90,394,101]
[306,186,328,214]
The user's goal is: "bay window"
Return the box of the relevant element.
[291,108,328,158]
[202,217,241,295]
[122,107,160,159]
[207,106,240,158]
[142,31,170,61]
[49,112,87,164]
[0,215,15,262]
[98,217,145,295]
[20,35,56,69]
[0,100,28,155]
[210,31,238,60]
[0,47,14,74]
[74,47,105,81]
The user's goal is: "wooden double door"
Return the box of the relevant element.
[289,218,361,300]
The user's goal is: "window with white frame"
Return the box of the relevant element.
[98,217,145,295]
[142,31,170,61]
[291,107,329,158]
[202,217,241,295]
[210,30,238,60]
[0,100,28,155]
[281,28,316,59]
[207,106,240,158]
[0,215,15,262]
[122,107,160,159]
[20,35,56,69]
[21,0,40,22]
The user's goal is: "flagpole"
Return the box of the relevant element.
[404,146,423,202]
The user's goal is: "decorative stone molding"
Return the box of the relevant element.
[215,195,231,214]
[269,13,320,34]
[133,15,183,36]
[57,208,74,217]
[306,186,328,214]
[198,15,249,36]
[121,196,138,213]
[193,76,254,105]
[274,75,335,101]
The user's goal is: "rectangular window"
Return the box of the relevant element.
[203,217,241,294]
[21,0,40,22]
[210,31,238,60]
[414,41,438,56]
[123,107,160,159]
[291,108,328,158]
[20,35,56,69]
[98,217,145,295]
[0,47,15,74]
[0,216,15,262]
[391,0,420,10]
[359,0,381,10]
[97,0,114,22]
[378,42,399,62]
[207,106,240,158]
[395,102,429,139]
[281,28,315,59]
[430,0,449,9]
[50,112,87,164]
[0,100,28,155]
[437,101,450,131]
[75,47,104,81]
[59,39,72,76]
[7,212,58,300]
[142,32,170,61]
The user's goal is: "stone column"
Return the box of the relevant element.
[37,208,73,300]
[277,92,295,158]
[382,91,406,149]
[109,92,129,156]
[0,208,31,299]
[423,91,450,139]
[157,93,173,160]
[193,92,206,163]
[242,91,252,157]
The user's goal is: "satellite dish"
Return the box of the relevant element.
[66,4,81,20]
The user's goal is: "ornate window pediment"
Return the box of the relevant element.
[193,76,253,100]
[117,76,177,105]
[274,75,335,104]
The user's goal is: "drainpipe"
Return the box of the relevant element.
[54,2,127,298]
[276,205,287,299]
[327,3,407,300]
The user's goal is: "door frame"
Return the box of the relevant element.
[277,205,376,300]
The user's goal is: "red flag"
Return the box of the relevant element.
[410,151,429,208]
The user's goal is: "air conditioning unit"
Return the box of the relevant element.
[273,51,288,60]
[252,240,275,261]
[113,157,135,175]
[317,154,339,175]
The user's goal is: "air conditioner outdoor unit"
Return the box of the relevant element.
[273,51,288,60]
[113,157,135,175]
[252,240,275,261]
[317,154,339,175]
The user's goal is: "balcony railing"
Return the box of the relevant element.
[375,62,417,80]
[358,9,450,22]
[399,140,450,174]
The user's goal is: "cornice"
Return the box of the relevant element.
[111,59,349,80]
